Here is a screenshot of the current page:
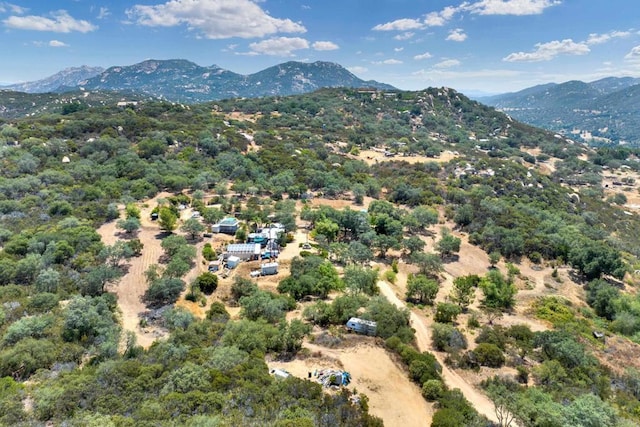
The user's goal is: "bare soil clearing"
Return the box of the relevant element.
[269,340,433,427]
[357,149,458,166]
[377,279,500,424]
[97,193,174,348]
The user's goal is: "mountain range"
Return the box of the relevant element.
[1,59,394,103]
[478,77,640,145]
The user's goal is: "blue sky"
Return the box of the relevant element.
[1,0,639,94]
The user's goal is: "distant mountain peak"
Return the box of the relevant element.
[39,58,396,103]
[1,66,104,93]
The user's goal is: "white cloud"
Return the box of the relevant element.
[467,0,561,16]
[312,41,339,51]
[0,2,27,14]
[374,1,560,36]
[504,38,589,62]
[446,28,467,42]
[248,37,309,56]
[3,10,97,33]
[127,0,306,39]
[372,18,424,31]
[625,45,640,61]
[433,59,461,68]
[414,52,433,60]
[586,30,631,45]
[394,47,404,52]
[348,66,368,74]
[49,39,68,47]
[373,59,403,65]
[394,32,415,41]
[97,7,110,20]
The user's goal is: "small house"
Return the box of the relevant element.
[225,243,261,261]
[216,217,239,235]
[208,261,220,272]
[261,262,278,276]
[226,256,240,269]
[346,317,377,336]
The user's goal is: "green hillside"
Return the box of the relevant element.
[1,88,640,426]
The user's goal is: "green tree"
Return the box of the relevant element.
[403,235,425,255]
[240,290,289,323]
[161,234,188,257]
[407,205,439,233]
[405,274,439,305]
[473,343,505,367]
[450,274,479,310]
[126,238,144,256]
[99,241,134,268]
[34,268,60,293]
[194,272,218,294]
[585,279,619,320]
[202,207,224,224]
[363,296,413,342]
[116,217,141,235]
[313,218,340,243]
[409,251,443,278]
[144,277,185,307]
[488,251,501,267]
[480,269,517,311]
[568,239,625,280]
[202,243,217,261]
[83,265,122,295]
[159,207,178,232]
[436,229,461,259]
[434,302,462,323]
[125,203,141,219]
[180,218,205,239]
[343,265,379,296]
[562,394,618,427]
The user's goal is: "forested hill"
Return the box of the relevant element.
[479,77,640,145]
[1,87,640,426]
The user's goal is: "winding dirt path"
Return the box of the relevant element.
[377,280,500,424]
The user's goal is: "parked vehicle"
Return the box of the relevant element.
[345,317,377,336]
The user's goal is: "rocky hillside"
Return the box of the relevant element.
[479,77,640,145]
[11,59,395,103]
[1,66,104,93]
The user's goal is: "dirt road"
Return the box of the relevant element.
[97,194,171,348]
[377,280,499,423]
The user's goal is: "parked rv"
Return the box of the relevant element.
[345,317,377,336]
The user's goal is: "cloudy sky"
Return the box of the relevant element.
[1,0,639,94]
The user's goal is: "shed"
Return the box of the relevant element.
[261,262,278,276]
[346,317,377,336]
[208,261,220,272]
[225,243,261,261]
[270,369,291,379]
[226,256,240,269]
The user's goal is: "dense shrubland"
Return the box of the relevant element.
[0,87,639,425]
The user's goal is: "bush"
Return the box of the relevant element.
[202,243,217,261]
[434,302,461,323]
[422,379,444,401]
[194,272,218,294]
[432,323,467,352]
[475,326,507,350]
[473,343,505,367]
[383,270,397,284]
